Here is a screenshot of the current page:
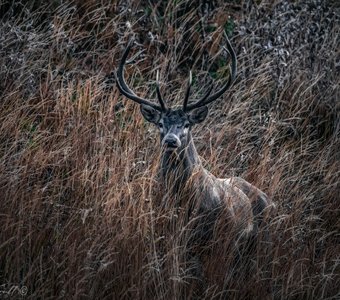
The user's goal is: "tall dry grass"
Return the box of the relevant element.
[0,0,339,299]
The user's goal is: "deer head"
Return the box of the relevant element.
[116,35,237,153]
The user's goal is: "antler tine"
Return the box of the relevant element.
[185,33,237,111]
[183,78,214,112]
[116,39,164,111]
[182,71,192,111]
[156,70,167,111]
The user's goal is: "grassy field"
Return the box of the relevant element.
[0,0,339,299]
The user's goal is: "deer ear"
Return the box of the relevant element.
[188,106,208,124]
[140,105,161,124]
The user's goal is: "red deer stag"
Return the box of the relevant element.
[116,35,275,258]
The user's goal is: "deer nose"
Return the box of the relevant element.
[162,134,181,148]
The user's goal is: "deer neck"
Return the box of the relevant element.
[160,132,201,193]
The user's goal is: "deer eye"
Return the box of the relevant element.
[158,123,163,128]
[184,123,190,129]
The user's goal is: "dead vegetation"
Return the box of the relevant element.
[0,0,339,299]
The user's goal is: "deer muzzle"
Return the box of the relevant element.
[162,133,181,149]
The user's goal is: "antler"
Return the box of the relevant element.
[156,70,166,111]
[183,33,237,111]
[182,71,192,111]
[116,39,167,112]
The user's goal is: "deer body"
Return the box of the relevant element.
[158,124,267,244]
